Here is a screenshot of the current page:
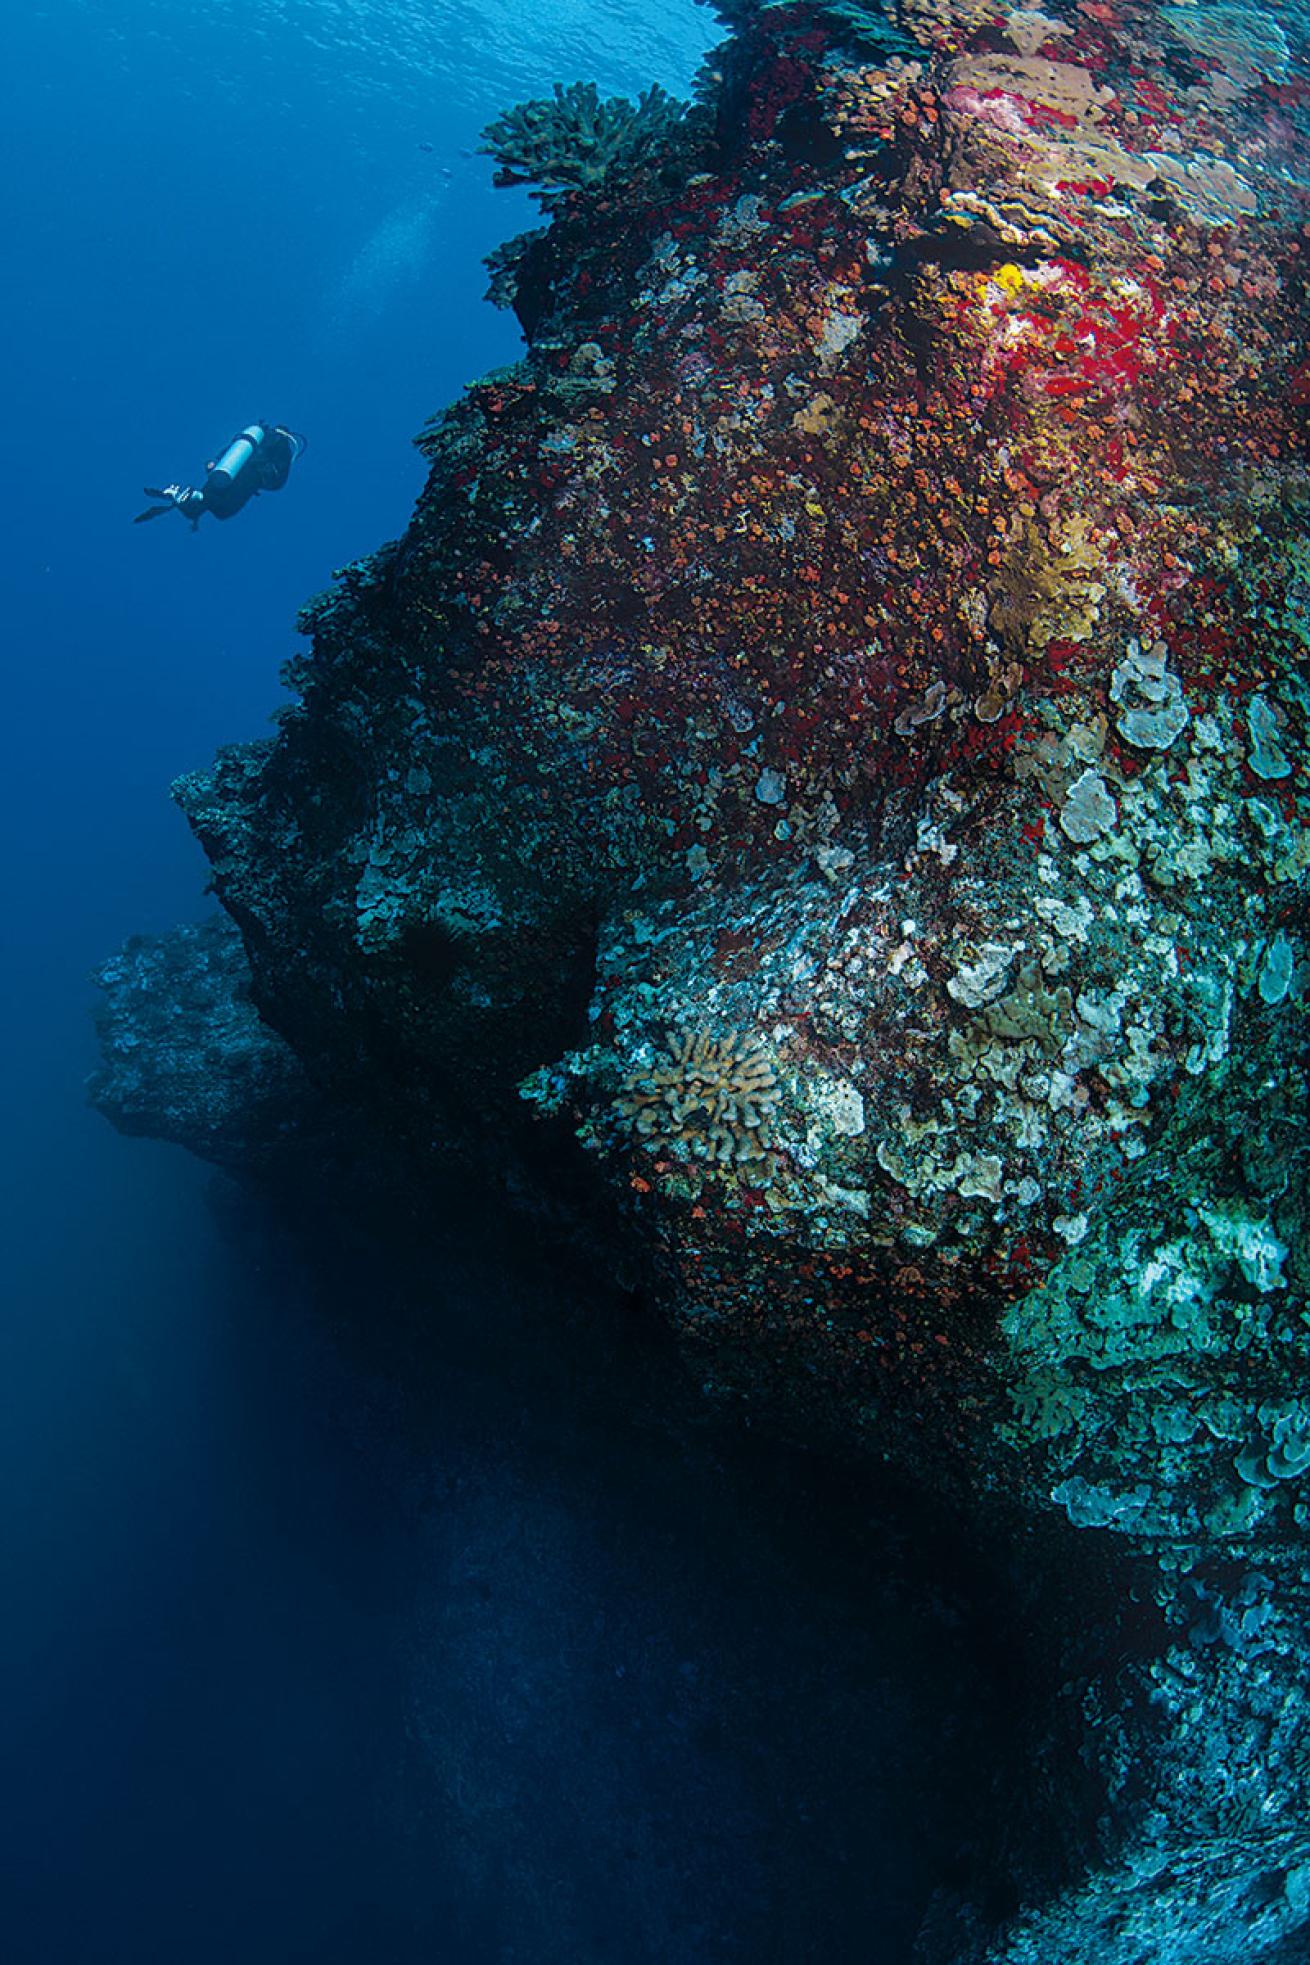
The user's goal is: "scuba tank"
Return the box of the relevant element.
[209,424,267,490]
[202,423,305,518]
[211,426,306,491]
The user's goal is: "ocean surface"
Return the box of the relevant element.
[1,5,1020,1957]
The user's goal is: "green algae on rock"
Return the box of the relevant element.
[94,3,1309,1960]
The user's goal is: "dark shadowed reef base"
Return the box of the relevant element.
[95,2,1310,1959]
[298,1184,1052,1962]
[202,1179,1031,1963]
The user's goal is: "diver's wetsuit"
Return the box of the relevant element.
[134,423,305,527]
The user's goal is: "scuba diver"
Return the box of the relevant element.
[134,422,306,528]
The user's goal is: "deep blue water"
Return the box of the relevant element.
[1,6,1015,1958]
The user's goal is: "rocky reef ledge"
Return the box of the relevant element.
[95,2,1309,1957]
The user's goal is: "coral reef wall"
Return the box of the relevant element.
[95,3,1310,1959]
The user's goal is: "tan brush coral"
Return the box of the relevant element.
[617,1031,780,1169]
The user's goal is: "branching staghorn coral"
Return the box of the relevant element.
[480,82,687,208]
[617,1030,780,1168]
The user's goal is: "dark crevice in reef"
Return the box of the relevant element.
[399,918,468,995]
[205,1166,1061,1960]
[95,3,1310,1960]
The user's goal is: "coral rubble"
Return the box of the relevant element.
[95,2,1310,1958]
